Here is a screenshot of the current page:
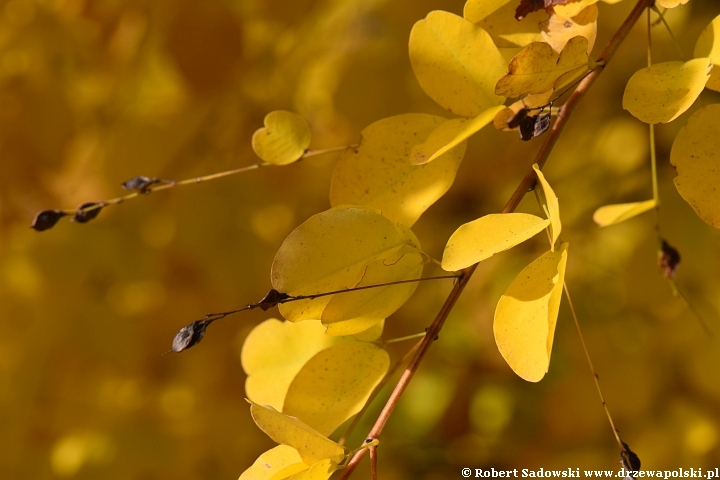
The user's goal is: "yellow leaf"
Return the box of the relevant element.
[239,445,308,480]
[694,14,720,92]
[286,459,338,480]
[350,319,384,341]
[441,213,550,271]
[494,243,569,383]
[541,5,598,54]
[533,165,561,250]
[552,0,599,20]
[411,106,505,165]
[622,59,712,124]
[249,402,347,465]
[252,111,311,165]
[283,342,389,436]
[241,319,347,411]
[495,36,594,98]
[656,0,689,7]
[670,105,720,229]
[272,206,424,323]
[321,245,424,330]
[325,317,384,338]
[592,199,656,227]
[409,11,506,117]
[330,114,465,227]
[465,0,545,48]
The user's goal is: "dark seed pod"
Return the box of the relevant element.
[519,114,551,141]
[31,210,68,231]
[659,240,681,279]
[506,108,529,129]
[256,289,290,311]
[122,176,160,193]
[171,320,210,353]
[620,441,641,478]
[72,202,103,223]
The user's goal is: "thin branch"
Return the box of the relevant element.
[337,0,654,477]
[369,445,378,480]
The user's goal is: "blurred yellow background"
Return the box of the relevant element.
[1,0,719,478]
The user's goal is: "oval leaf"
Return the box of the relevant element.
[411,106,505,165]
[670,105,720,229]
[241,319,347,411]
[249,402,346,465]
[330,114,465,227]
[494,243,569,383]
[409,11,506,117]
[656,0,688,7]
[252,111,311,165]
[533,165,561,249]
[441,213,550,271]
[622,59,712,124]
[239,445,308,480]
[592,199,656,227]
[287,459,338,480]
[283,342,390,436]
[271,206,424,323]
[495,36,593,98]
[694,14,720,92]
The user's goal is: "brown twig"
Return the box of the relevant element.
[337,0,654,477]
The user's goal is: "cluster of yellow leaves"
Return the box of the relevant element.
[597,12,720,230]
[441,165,567,382]
[239,319,390,479]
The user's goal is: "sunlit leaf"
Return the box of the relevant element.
[241,319,347,411]
[411,106,505,165]
[250,402,346,465]
[325,317,384,337]
[239,445,309,480]
[694,14,720,92]
[656,0,689,8]
[494,243,569,382]
[670,105,720,229]
[441,213,550,271]
[495,36,594,98]
[283,342,389,436]
[541,5,598,54]
[321,245,424,331]
[592,199,656,227]
[409,11,506,117]
[272,206,424,323]
[252,111,311,165]
[466,0,545,48]
[622,59,712,124]
[533,165,561,250]
[287,459,338,480]
[330,114,465,227]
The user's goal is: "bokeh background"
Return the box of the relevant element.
[1,0,720,478]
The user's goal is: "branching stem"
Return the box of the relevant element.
[337,1,655,477]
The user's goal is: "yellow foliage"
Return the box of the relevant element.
[239,445,308,480]
[694,14,720,92]
[533,165,561,250]
[541,5,598,54]
[494,244,569,382]
[465,0,545,48]
[593,200,656,227]
[252,111,312,165]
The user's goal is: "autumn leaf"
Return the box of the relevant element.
[655,0,689,8]
[593,199,656,227]
[252,111,311,165]
[239,445,309,480]
[271,206,425,324]
[670,105,720,229]
[494,243,569,382]
[533,165,561,249]
[410,106,504,165]
[330,114,465,227]
[540,4,598,54]
[283,342,389,436]
[495,36,595,98]
[694,14,720,92]
[465,0,545,49]
[409,11,506,117]
[622,59,712,124]
[249,402,347,465]
[441,213,550,271]
[241,319,348,411]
